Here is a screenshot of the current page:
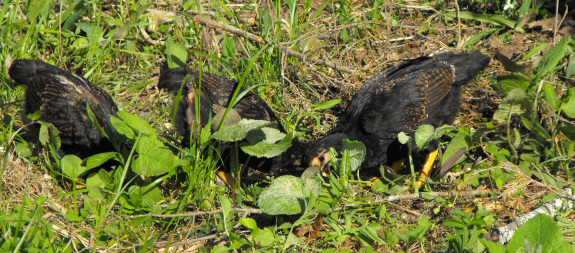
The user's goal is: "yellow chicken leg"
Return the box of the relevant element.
[416,149,438,187]
[216,171,237,190]
[389,159,407,174]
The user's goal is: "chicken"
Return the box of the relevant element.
[306,51,490,185]
[158,66,307,172]
[9,59,119,158]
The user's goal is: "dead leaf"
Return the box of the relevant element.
[558,26,572,37]
[484,202,506,212]
[526,17,558,32]
[438,147,467,177]
[303,37,321,53]
[489,36,504,50]
[294,216,323,243]
[340,238,357,250]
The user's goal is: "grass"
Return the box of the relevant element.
[1,0,575,252]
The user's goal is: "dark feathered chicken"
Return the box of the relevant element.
[158,67,283,144]
[306,51,490,185]
[9,59,119,158]
[158,67,307,172]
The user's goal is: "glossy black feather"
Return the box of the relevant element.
[9,59,119,158]
[306,51,490,171]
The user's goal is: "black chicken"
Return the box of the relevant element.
[306,51,490,185]
[9,59,119,158]
[158,66,308,173]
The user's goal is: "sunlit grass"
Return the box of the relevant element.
[1,0,574,251]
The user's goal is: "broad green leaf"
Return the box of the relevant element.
[398,132,410,144]
[521,116,551,139]
[494,73,532,95]
[481,239,506,253]
[341,139,366,172]
[245,127,286,144]
[38,122,61,150]
[512,128,521,149]
[118,111,156,139]
[508,214,570,253]
[76,22,105,46]
[258,175,306,215]
[302,168,323,198]
[310,99,342,110]
[534,38,567,80]
[566,54,575,79]
[441,132,471,165]
[110,115,135,139]
[415,124,434,150]
[252,227,276,247]
[132,136,178,176]
[72,37,89,50]
[561,93,575,118]
[61,155,89,178]
[211,119,271,142]
[86,169,113,188]
[360,225,387,245]
[340,149,350,183]
[128,184,163,207]
[219,195,233,221]
[485,142,498,155]
[85,152,117,170]
[27,110,41,121]
[87,185,106,200]
[212,109,242,132]
[558,123,575,141]
[128,185,143,207]
[211,246,230,253]
[241,134,292,158]
[239,218,258,230]
[27,0,51,23]
[282,231,300,251]
[200,121,213,145]
[493,88,529,123]
[14,142,32,158]
[166,40,188,67]
[544,83,558,109]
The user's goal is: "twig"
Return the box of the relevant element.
[387,202,423,216]
[185,10,216,17]
[193,16,362,76]
[393,3,442,15]
[194,15,266,44]
[139,233,219,249]
[552,3,568,44]
[0,227,10,248]
[109,233,219,251]
[553,0,559,44]
[454,0,462,50]
[370,21,483,31]
[127,208,263,219]
[378,189,491,202]
[139,26,162,46]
